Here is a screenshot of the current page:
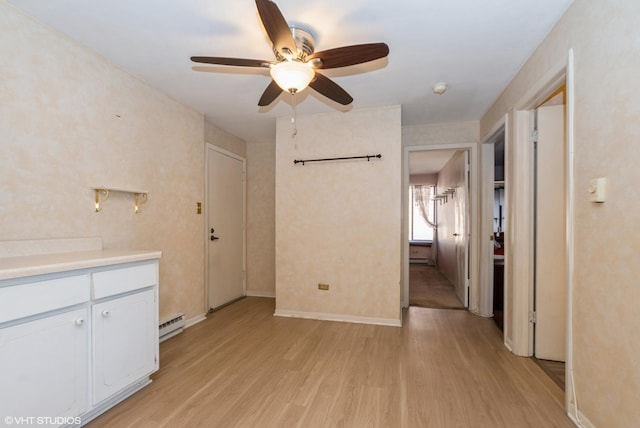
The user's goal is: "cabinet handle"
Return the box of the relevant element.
[75,318,85,326]
[102,310,110,317]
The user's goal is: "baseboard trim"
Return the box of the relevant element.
[246,290,276,298]
[185,313,206,329]
[504,337,514,352]
[274,309,401,327]
[568,407,595,428]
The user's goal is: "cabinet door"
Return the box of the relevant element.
[0,308,88,418]
[92,289,158,405]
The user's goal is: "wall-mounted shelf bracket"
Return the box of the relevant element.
[92,187,148,214]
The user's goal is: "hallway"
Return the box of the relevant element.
[409,264,465,309]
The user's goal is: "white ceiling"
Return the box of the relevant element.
[8,0,573,144]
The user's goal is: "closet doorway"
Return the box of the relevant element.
[480,128,506,330]
[532,89,567,389]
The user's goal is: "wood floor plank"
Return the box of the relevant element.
[86,297,572,428]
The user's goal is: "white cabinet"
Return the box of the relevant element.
[0,254,160,427]
[92,289,157,404]
[0,308,88,419]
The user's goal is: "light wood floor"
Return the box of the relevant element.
[87,298,572,428]
[409,264,465,309]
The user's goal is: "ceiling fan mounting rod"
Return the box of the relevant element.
[273,24,317,61]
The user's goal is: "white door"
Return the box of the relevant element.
[534,104,567,362]
[207,146,245,310]
[454,151,470,306]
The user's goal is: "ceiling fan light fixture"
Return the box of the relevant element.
[270,60,315,93]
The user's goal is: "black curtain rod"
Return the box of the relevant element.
[293,154,382,165]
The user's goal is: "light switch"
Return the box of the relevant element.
[588,177,606,203]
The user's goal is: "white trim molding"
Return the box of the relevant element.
[274,309,402,327]
[185,313,207,329]
[245,290,276,298]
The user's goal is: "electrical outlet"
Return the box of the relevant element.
[318,283,329,291]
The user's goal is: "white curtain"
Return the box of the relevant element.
[413,185,437,229]
[413,185,438,264]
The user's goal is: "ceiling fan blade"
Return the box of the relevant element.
[258,80,283,106]
[190,56,270,68]
[309,73,353,105]
[255,0,297,57]
[307,43,389,69]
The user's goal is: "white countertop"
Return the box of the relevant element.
[0,249,162,281]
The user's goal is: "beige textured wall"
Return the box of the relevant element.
[245,120,480,302]
[275,106,402,324]
[246,141,276,296]
[403,121,479,147]
[480,1,640,425]
[0,3,206,322]
[204,121,247,158]
[409,173,437,185]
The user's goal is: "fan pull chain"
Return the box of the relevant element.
[291,91,298,138]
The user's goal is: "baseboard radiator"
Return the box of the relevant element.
[159,313,185,343]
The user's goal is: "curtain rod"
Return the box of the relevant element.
[293,154,382,165]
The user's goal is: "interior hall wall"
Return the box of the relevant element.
[0,3,206,322]
[403,121,479,148]
[205,121,247,158]
[246,141,276,297]
[480,1,640,425]
[275,106,402,325]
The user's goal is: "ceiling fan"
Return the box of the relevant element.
[191,0,389,107]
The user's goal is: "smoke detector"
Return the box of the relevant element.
[432,82,448,95]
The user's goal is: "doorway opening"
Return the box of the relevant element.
[532,87,567,390]
[481,127,507,331]
[403,143,479,313]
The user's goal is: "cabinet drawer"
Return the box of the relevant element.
[0,275,90,324]
[92,263,158,299]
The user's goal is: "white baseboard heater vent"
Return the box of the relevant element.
[159,313,185,343]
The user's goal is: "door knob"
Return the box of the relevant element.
[210,227,220,241]
[453,233,460,237]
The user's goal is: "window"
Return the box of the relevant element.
[409,185,435,241]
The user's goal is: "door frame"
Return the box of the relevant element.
[483,49,575,409]
[505,53,572,357]
[479,125,506,325]
[402,143,479,314]
[204,144,247,313]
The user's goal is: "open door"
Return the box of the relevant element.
[534,103,567,362]
[454,151,470,307]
